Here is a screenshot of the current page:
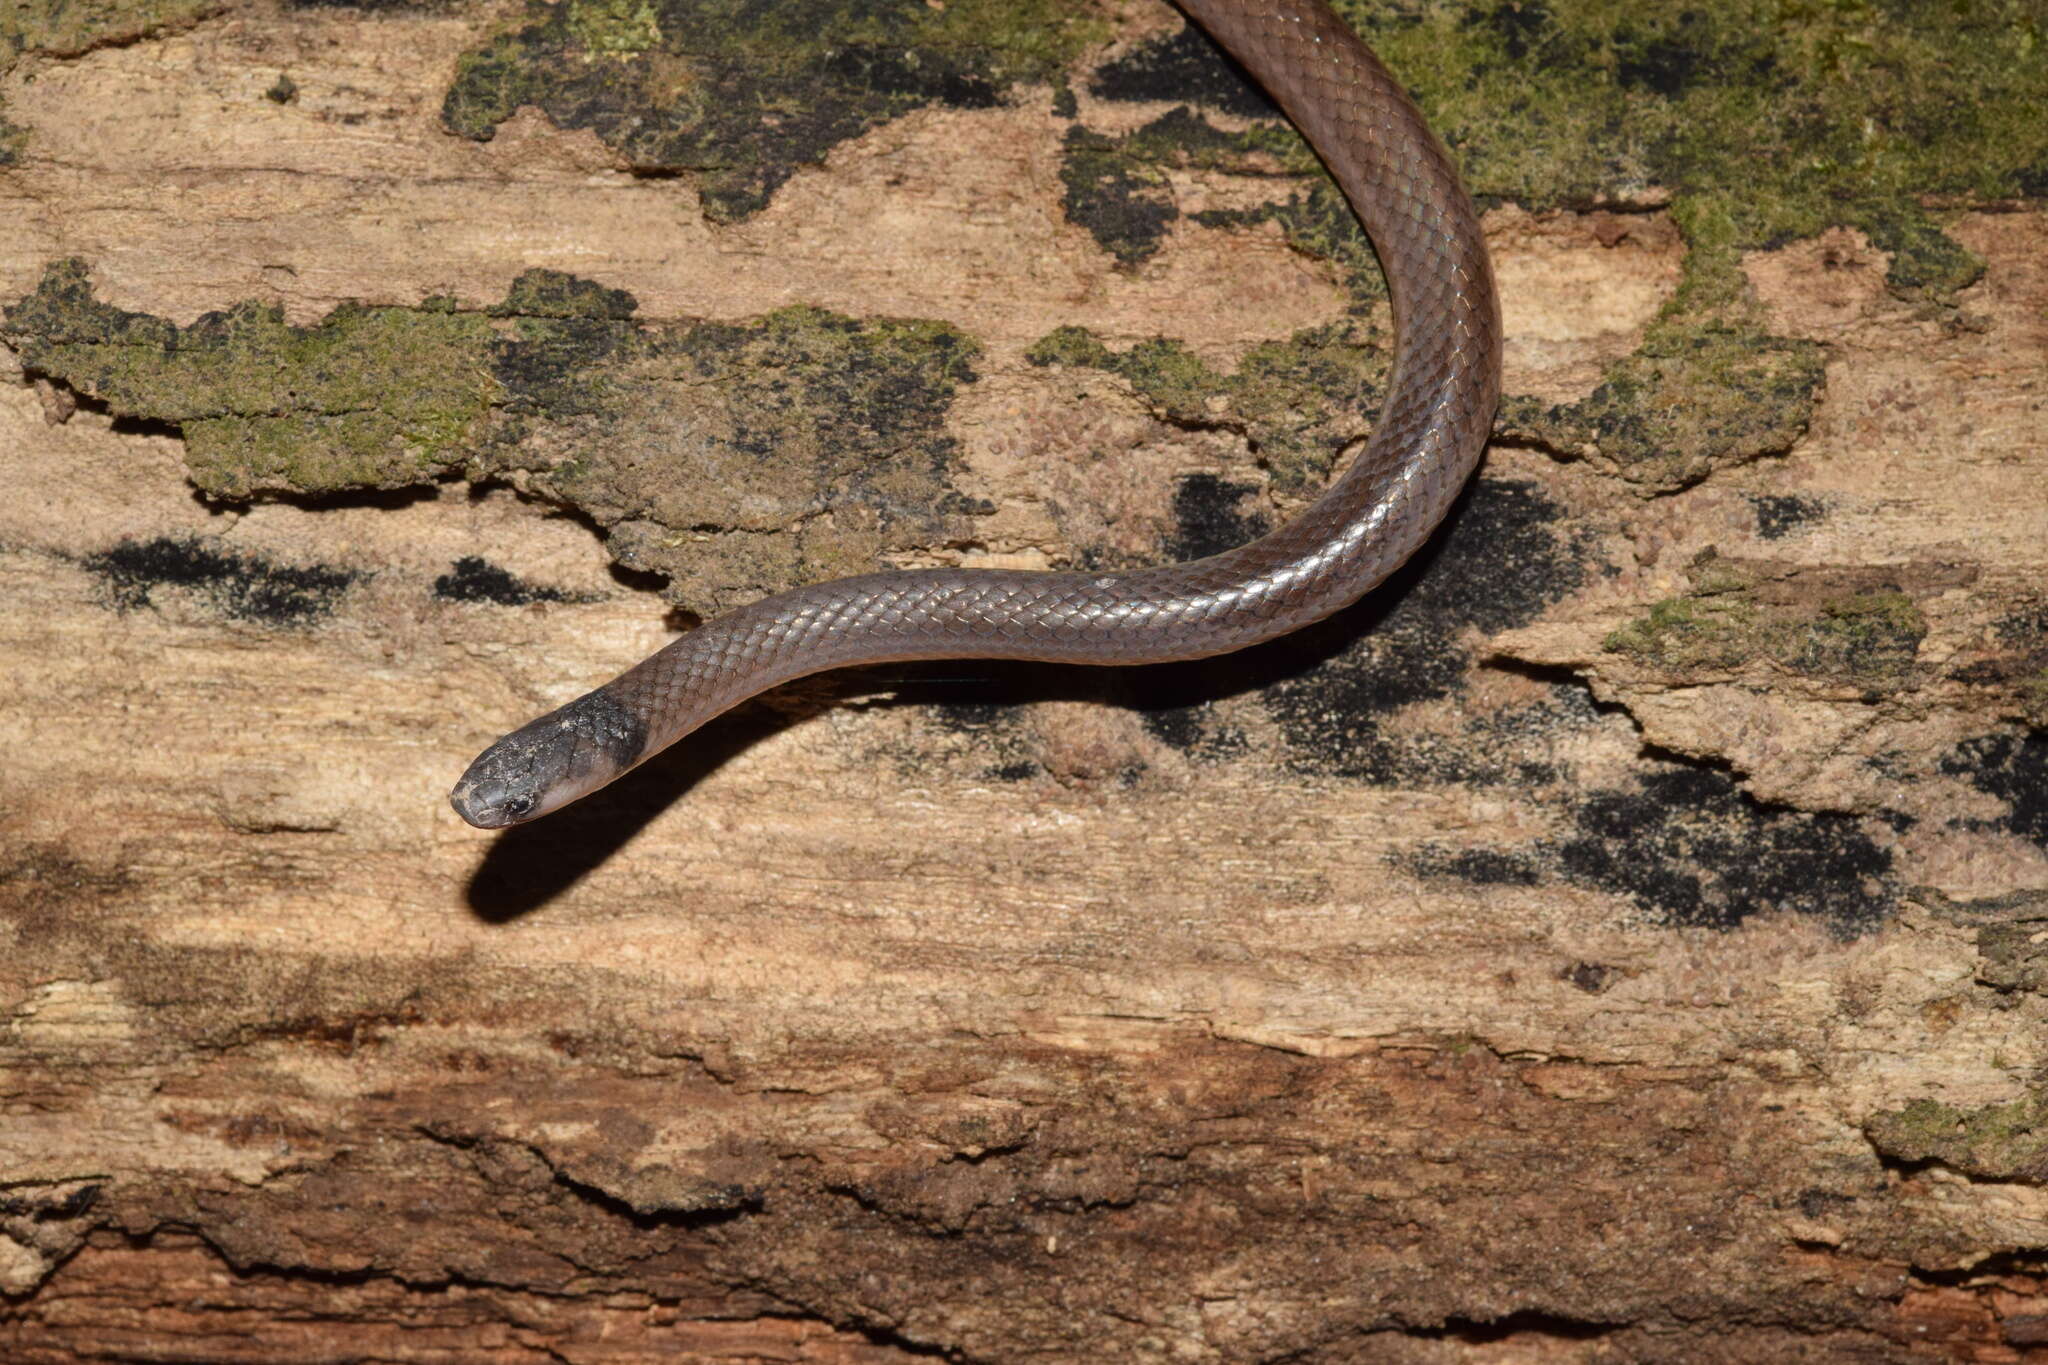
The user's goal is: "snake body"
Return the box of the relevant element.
[450,0,1502,829]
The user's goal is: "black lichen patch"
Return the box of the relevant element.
[919,698,1042,783]
[1992,604,2048,653]
[0,114,25,166]
[1258,478,1588,785]
[1942,732,2048,851]
[1605,553,1927,689]
[82,536,357,625]
[1403,844,1544,887]
[441,0,1105,222]
[433,556,575,606]
[1609,8,1774,100]
[1860,213,1990,303]
[1087,22,1276,119]
[1138,702,1249,764]
[1079,27,1384,291]
[1372,688,1898,933]
[1165,473,1266,561]
[493,268,639,321]
[1027,321,1388,490]
[1058,124,1181,269]
[1056,108,1310,271]
[2,259,499,497]
[1752,493,1826,540]
[489,268,646,420]
[1055,107,1383,298]
[525,305,982,611]
[1556,764,1896,933]
[1103,479,1590,779]
[994,420,1585,787]
[1499,324,1825,492]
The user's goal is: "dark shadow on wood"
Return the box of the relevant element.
[462,706,788,922]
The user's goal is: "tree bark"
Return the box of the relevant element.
[3,0,2046,1361]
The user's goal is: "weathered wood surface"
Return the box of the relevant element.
[2,0,2046,1360]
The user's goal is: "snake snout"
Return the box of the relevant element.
[449,773,535,830]
[450,690,649,830]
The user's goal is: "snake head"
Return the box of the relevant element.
[449,690,646,829]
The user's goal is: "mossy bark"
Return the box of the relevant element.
[3,0,2047,1361]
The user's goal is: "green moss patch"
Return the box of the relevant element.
[529,304,983,608]
[1502,322,1824,491]
[2022,673,2048,730]
[1795,590,1928,681]
[1606,552,1926,687]
[1866,1095,2048,1182]
[1605,592,1767,673]
[1342,0,2044,301]
[442,0,1106,222]
[1075,2,2041,503]
[3,260,500,497]
[1093,0,2044,304]
[0,0,219,61]
[1496,200,1825,492]
[1027,321,1388,490]
[5,261,987,611]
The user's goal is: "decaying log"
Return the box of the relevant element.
[2,0,2046,1359]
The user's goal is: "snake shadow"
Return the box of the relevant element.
[464,478,1481,921]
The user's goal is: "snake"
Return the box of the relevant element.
[450,0,1502,829]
